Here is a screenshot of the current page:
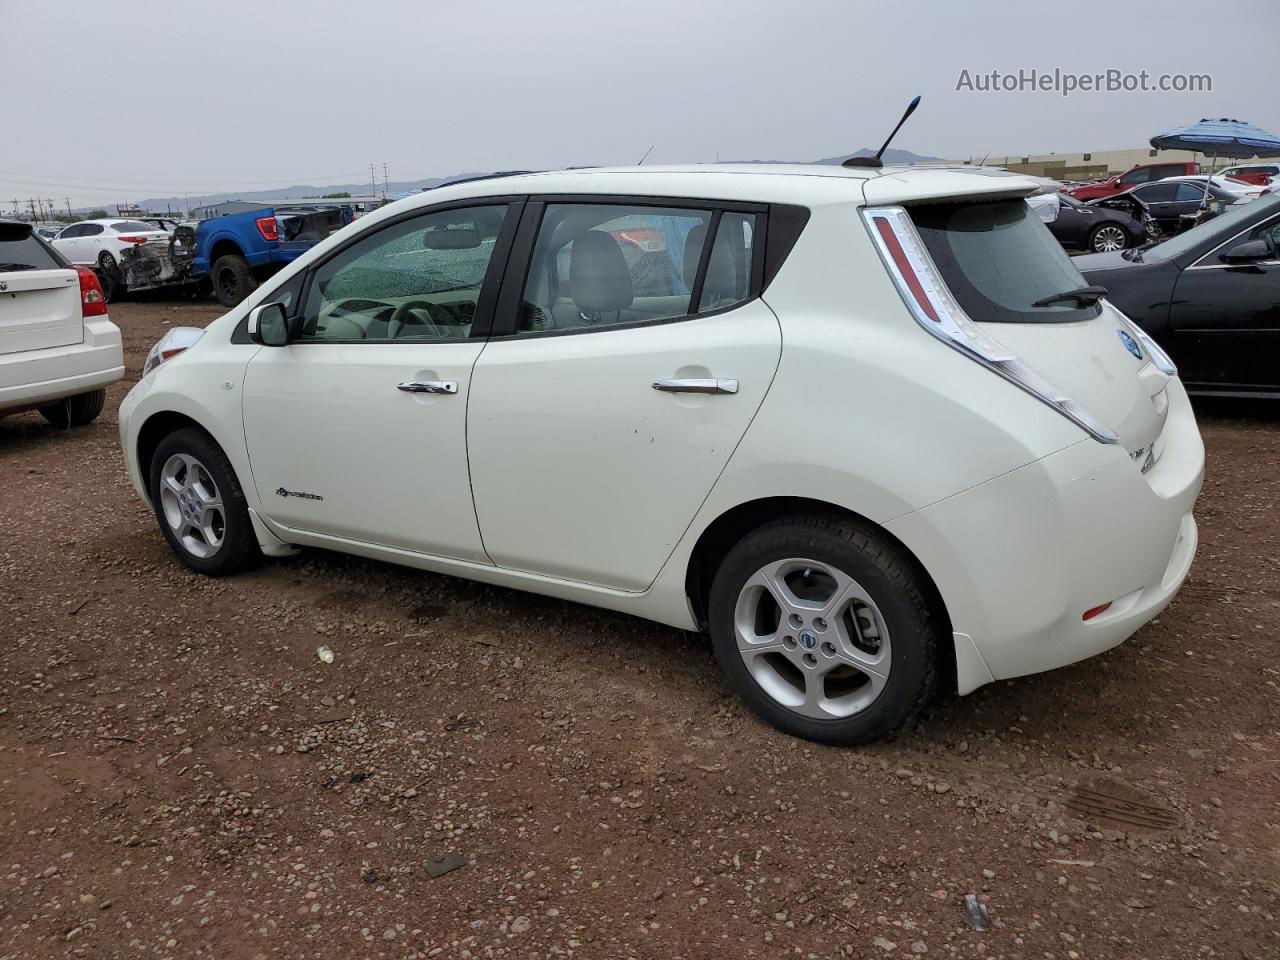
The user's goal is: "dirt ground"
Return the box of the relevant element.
[1,298,1277,960]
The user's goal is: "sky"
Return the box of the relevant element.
[2,0,1277,209]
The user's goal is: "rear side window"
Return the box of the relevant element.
[909,199,1099,324]
[519,204,712,333]
[0,222,64,271]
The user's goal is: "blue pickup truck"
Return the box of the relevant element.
[117,203,351,306]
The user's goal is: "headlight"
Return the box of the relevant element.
[143,326,205,377]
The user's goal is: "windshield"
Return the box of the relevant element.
[909,198,1100,323]
[1143,195,1280,263]
[0,223,63,272]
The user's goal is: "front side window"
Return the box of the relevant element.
[1119,168,1150,185]
[297,204,508,342]
[910,198,1099,324]
[1137,183,1177,203]
[1146,195,1280,263]
[518,204,713,333]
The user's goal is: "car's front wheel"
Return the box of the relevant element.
[149,427,261,575]
[1089,223,1129,253]
[708,515,940,745]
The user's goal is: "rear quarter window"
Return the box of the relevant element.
[908,199,1100,324]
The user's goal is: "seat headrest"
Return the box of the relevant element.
[682,222,738,306]
[570,231,633,314]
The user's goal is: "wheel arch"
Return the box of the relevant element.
[208,238,245,264]
[135,409,217,503]
[683,496,958,690]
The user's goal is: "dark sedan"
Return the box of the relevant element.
[1046,193,1146,253]
[1093,180,1239,238]
[1077,195,1280,396]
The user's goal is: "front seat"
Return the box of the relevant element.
[570,230,633,325]
[682,223,738,310]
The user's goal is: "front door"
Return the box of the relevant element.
[242,201,518,561]
[1170,211,1280,391]
[467,201,781,591]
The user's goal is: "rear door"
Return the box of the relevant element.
[0,223,82,356]
[1169,210,1280,391]
[467,200,780,591]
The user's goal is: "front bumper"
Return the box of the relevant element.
[887,379,1204,688]
[0,318,124,413]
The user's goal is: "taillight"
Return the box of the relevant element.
[862,205,1119,445]
[255,216,279,242]
[117,235,149,244]
[75,266,107,318]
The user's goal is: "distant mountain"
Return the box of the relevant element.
[723,147,948,166]
[72,148,950,215]
[70,176,468,216]
[813,147,948,165]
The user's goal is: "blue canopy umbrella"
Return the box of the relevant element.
[1150,118,1280,208]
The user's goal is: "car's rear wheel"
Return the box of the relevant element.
[1089,224,1129,253]
[211,254,256,307]
[96,252,121,301]
[708,515,940,745]
[39,388,106,428]
[149,427,261,575]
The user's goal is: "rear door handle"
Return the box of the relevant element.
[397,380,458,394]
[652,378,738,395]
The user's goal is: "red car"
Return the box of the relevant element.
[1217,162,1280,187]
[1065,160,1201,201]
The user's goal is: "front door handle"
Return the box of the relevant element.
[652,378,738,395]
[397,380,458,394]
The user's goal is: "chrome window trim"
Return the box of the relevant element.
[1186,211,1280,270]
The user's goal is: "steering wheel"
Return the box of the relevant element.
[388,299,454,338]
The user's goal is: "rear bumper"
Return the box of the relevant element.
[0,318,124,413]
[887,379,1204,689]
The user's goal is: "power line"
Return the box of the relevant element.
[0,169,372,190]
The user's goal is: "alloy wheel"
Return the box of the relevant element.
[1092,225,1127,252]
[733,558,891,720]
[158,452,225,559]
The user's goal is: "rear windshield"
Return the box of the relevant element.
[909,199,1100,323]
[111,221,161,232]
[0,222,64,272]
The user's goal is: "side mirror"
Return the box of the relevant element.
[1221,239,1271,264]
[247,302,291,346]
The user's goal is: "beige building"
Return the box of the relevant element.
[970,147,1207,181]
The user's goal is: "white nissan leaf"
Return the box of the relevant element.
[119,165,1204,744]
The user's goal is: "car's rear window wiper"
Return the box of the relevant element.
[0,262,40,271]
[1032,285,1107,308]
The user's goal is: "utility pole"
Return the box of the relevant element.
[65,197,72,218]
[382,162,390,198]
[369,163,377,199]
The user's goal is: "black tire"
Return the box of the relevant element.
[148,427,262,576]
[211,254,256,307]
[38,388,106,428]
[96,253,121,301]
[708,514,940,745]
[293,230,323,242]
